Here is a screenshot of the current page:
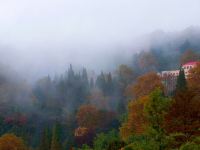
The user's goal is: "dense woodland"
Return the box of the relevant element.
[0,35,200,150]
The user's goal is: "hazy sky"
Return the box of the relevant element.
[0,0,200,79]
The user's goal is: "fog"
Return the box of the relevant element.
[0,0,200,80]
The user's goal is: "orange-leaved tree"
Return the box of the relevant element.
[0,133,28,150]
[76,104,101,130]
[126,72,163,99]
[164,89,200,142]
[121,72,164,141]
[188,62,200,92]
[163,62,200,148]
[120,96,149,141]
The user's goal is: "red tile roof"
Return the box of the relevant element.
[183,61,198,66]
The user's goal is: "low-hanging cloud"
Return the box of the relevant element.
[0,0,200,80]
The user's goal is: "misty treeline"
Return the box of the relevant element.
[0,31,200,149]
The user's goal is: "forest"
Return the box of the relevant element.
[0,32,200,150]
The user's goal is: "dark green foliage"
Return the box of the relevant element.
[179,142,200,150]
[39,128,51,150]
[105,73,114,96]
[144,89,171,150]
[118,89,172,150]
[80,144,92,150]
[176,68,187,91]
[96,72,106,95]
[89,78,94,89]
[33,64,90,114]
[50,124,62,150]
[117,98,127,114]
[82,68,89,92]
[93,130,123,150]
[96,72,115,96]
[106,140,125,150]
[180,136,200,150]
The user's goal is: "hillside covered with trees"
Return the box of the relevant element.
[0,32,200,150]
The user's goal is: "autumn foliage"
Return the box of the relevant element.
[0,133,27,150]
[188,62,200,92]
[163,64,200,147]
[120,96,149,141]
[165,90,200,137]
[76,105,101,130]
[74,127,95,147]
[121,72,165,141]
[126,72,163,99]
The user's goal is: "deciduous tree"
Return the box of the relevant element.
[120,96,149,141]
[76,105,100,130]
[144,89,171,150]
[164,89,200,142]
[188,62,200,92]
[126,72,163,99]
[0,133,27,150]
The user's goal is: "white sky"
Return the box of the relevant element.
[1,0,200,45]
[0,0,200,78]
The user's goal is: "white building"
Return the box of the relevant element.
[161,70,179,77]
[160,61,199,95]
[161,61,198,78]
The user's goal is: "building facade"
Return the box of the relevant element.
[160,61,199,95]
[161,61,198,78]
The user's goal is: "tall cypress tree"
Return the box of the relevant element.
[176,68,187,91]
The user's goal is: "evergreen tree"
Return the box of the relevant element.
[39,128,51,150]
[106,72,113,95]
[82,68,89,91]
[68,64,75,81]
[89,78,94,89]
[82,68,89,85]
[50,124,62,150]
[176,68,187,91]
[96,72,106,94]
